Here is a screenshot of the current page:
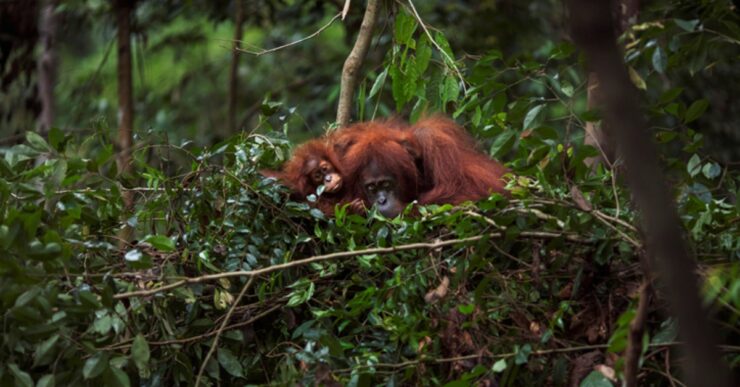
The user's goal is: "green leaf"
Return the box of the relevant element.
[217,348,245,378]
[702,163,721,179]
[33,334,60,367]
[652,46,666,74]
[309,208,325,219]
[434,32,455,63]
[93,314,112,334]
[440,76,460,105]
[368,68,388,100]
[124,249,143,262]
[684,99,709,123]
[686,154,701,177]
[523,104,545,130]
[674,18,699,32]
[651,318,678,344]
[560,82,574,97]
[628,67,646,90]
[514,344,532,365]
[132,334,151,376]
[15,287,41,308]
[490,130,516,158]
[83,352,109,379]
[105,366,131,387]
[7,364,33,387]
[36,374,55,387]
[579,371,612,387]
[492,358,507,373]
[390,65,406,110]
[416,37,432,74]
[48,127,64,151]
[394,12,417,46]
[458,304,475,315]
[26,131,52,152]
[658,87,682,104]
[142,235,175,252]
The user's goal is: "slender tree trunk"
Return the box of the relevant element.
[116,0,135,245]
[566,1,732,386]
[37,0,58,133]
[336,0,380,128]
[583,0,639,168]
[228,0,245,133]
[0,0,39,141]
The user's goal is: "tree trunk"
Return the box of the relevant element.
[116,0,135,246]
[583,0,639,168]
[0,0,39,141]
[336,0,380,128]
[228,0,245,133]
[566,1,732,386]
[37,0,58,133]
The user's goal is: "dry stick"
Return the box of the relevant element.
[195,276,255,387]
[566,1,731,386]
[114,231,589,300]
[336,0,380,128]
[624,281,650,387]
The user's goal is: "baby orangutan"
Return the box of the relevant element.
[262,139,362,215]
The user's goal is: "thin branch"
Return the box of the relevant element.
[624,281,651,387]
[195,276,255,387]
[152,304,281,346]
[405,0,467,95]
[338,341,738,373]
[114,231,591,300]
[336,0,380,128]
[233,13,343,56]
[341,0,351,20]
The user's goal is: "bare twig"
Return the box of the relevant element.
[195,276,255,387]
[234,13,343,56]
[336,0,380,128]
[624,281,651,387]
[341,0,351,20]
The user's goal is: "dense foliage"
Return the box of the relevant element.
[1,1,739,386]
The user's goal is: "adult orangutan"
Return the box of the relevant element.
[331,120,422,218]
[261,139,351,215]
[332,116,508,217]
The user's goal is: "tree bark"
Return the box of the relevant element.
[583,0,639,168]
[116,0,135,246]
[336,0,380,128]
[566,1,731,386]
[228,0,245,133]
[37,0,58,133]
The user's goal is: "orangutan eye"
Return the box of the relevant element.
[365,184,376,193]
